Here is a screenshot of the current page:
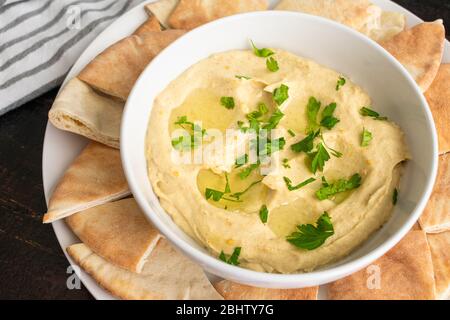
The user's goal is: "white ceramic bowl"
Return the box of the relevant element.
[121,11,438,288]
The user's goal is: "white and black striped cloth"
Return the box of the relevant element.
[0,0,146,116]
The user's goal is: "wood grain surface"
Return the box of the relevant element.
[0,0,448,299]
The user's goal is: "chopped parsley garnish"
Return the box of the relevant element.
[309,143,330,174]
[259,205,269,223]
[273,84,289,106]
[247,102,269,120]
[205,188,225,202]
[393,188,398,205]
[262,137,286,156]
[235,154,249,168]
[316,174,362,200]
[320,134,343,158]
[282,158,291,169]
[361,127,373,147]
[221,96,235,109]
[219,247,241,266]
[287,212,335,250]
[266,57,279,72]
[229,180,263,201]
[283,176,316,191]
[250,40,275,58]
[263,108,284,130]
[291,130,320,153]
[236,75,251,80]
[306,97,321,132]
[336,76,346,91]
[239,163,260,179]
[172,116,205,150]
[360,107,388,120]
[288,129,296,137]
[320,102,340,130]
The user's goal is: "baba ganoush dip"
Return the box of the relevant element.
[146,45,409,273]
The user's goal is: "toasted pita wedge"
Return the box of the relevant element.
[427,232,450,299]
[78,30,185,101]
[328,230,436,300]
[133,15,162,36]
[419,153,450,233]
[144,0,179,28]
[168,0,268,30]
[66,198,161,273]
[67,240,223,300]
[425,64,450,155]
[48,78,123,148]
[43,142,130,223]
[380,21,445,92]
[369,11,406,42]
[214,281,318,300]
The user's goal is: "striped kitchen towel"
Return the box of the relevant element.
[0,0,146,116]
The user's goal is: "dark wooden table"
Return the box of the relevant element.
[0,0,449,300]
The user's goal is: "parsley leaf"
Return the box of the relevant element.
[229,180,263,200]
[291,130,320,153]
[282,158,291,169]
[309,143,330,174]
[288,129,296,137]
[239,163,260,179]
[263,108,285,130]
[219,247,241,266]
[360,107,387,120]
[205,188,224,202]
[262,137,286,156]
[250,40,274,58]
[259,205,269,223]
[266,57,279,72]
[287,212,335,250]
[221,97,235,109]
[336,76,346,91]
[393,188,398,205]
[247,102,269,120]
[361,127,373,147]
[283,177,316,191]
[172,116,205,150]
[235,154,249,168]
[316,174,362,200]
[273,84,289,106]
[306,97,321,132]
[320,103,340,130]
[236,75,251,80]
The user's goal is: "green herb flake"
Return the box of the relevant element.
[288,129,296,137]
[310,143,330,174]
[205,188,224,202]
[283,176,316,191]
[282,158,291,169]
[360,107,388,121]
[263,108,285,130]
[320,102,340,130]
[236,75,251,80]
[221,96,235,109]
[291,130,320,154]
[361,127,373,147]
[235,154,249,168]
[306,97,321,132]
[239,163,260,180]
[219,247,241,266]
[266,57,279,72]
[273,84,289,106]
[287,212,335,250]
[259,205,269,223]
[250,40,275,58]
[229,180,262,200]
[316,174,362,200]
[336,76,346,91]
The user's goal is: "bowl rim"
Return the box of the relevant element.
[121,11,438,288]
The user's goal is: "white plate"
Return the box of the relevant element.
[42,0,450,300]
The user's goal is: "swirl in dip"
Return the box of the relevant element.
[146,47,409,273]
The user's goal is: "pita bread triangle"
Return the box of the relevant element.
[43,142,130,223]
[214,280,318,300]
[133,15,162,36]
[66,198,161,273]
[67,239,223,300]
[328,230,436,300]
[427,231,450,299]
[419,153,450,233]
[78,29,185,101]
[144,0,179,28]
[380,21,445,92]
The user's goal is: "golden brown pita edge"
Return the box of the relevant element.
[328,230,436,300]
[65,198,161,273]
[133,15,162,36]
[67,239,223,300]
[43,142,131,223]
[214,280,318,300]
[419,153,450,233]
[144,0,179,28]
[427,231,450,300]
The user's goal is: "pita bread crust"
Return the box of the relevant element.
[43,142,130,223]
[425,64,450,155]
[328,230,436,300]
[78,30,185,101]
[48,78,123,148]
[66,198,161,273]
[427,232,450,299]
[420,153,450,233]
[168,0,268,30]
[67,240,223,300]
[144,0,179,28]
[133,16,162,36]
[380,21,445,92]
[214,281,318,300]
